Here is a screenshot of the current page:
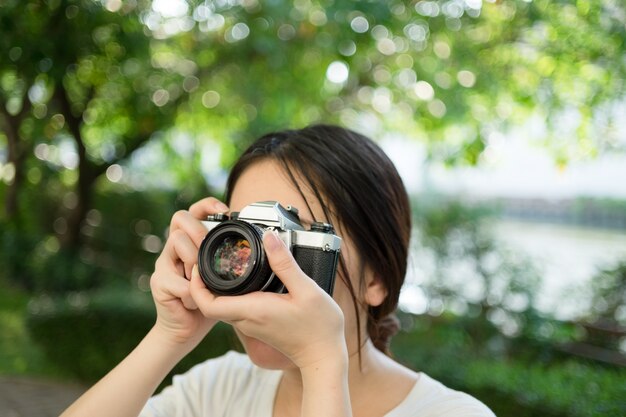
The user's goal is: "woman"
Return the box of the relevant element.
[62,124,495,417]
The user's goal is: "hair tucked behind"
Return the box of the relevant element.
[224,124,411,355]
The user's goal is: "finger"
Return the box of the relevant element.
[166,229,199,279]
[189,264,221,315]
[155,230,197,278]
[189,197,229,219]
[263,230,313,294]
[189,264,266,321]
[153,271,198,310]
[169,210,212,248]
[155,235,182,276]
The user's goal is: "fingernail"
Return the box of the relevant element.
[263,230,282,252]
[215,202,229,212]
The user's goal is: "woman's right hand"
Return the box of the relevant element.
[150,197,230,351]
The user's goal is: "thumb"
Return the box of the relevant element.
[263,230,311,293]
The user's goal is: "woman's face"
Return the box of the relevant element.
[228,159,369,370]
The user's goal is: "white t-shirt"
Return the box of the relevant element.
[140,351,495,417]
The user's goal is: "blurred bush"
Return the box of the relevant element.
[0,188,195,293]
[26,287,240,385]
[392,313,626,417]
[589,260,626,328]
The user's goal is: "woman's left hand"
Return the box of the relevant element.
[189,230,347,370]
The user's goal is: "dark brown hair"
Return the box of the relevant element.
[224,124,411,354]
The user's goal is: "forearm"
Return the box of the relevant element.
[61,325,193,417]
[300,350,352,417]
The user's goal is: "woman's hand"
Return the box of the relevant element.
[189,229,347,369]
[61,197,232,417]
[150,197,229,350]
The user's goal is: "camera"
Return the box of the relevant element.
[198,201,341,296]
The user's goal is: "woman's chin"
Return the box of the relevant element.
[239,335,295,370]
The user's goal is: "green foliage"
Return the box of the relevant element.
[0,284,63,378]
[2,0,625,293]
[0,188,187,293]
[0,0,177,152]
[392,314,626,417]
[26,287,241,384]
[581,260,626,353]
[589,260,626,326]
[460,360,626,417]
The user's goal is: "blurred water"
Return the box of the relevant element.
[400,220,626,321]
[490,220,626,320]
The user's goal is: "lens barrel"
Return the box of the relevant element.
[198,220,277,295]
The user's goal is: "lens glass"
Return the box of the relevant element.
[211,236,252,280]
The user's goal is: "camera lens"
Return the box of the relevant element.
[212,236,252,281]
[198,220,276,295]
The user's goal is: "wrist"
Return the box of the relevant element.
[148,324,207,358]
[299,342,351,417]
[299,340,349,378]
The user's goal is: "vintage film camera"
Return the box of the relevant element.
[198,201,341,296]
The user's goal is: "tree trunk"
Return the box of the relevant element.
[3,124,24,220]
[62,164,97,250]
[1,99,31,222]
[56,84,95,251]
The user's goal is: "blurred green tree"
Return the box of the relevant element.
[0,0,188,250]
[1,0,625,288]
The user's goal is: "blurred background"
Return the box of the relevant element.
[1,0,625,416]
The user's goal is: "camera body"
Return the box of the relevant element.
[198,201,341,296]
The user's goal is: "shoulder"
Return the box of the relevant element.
[389,373,495,417]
